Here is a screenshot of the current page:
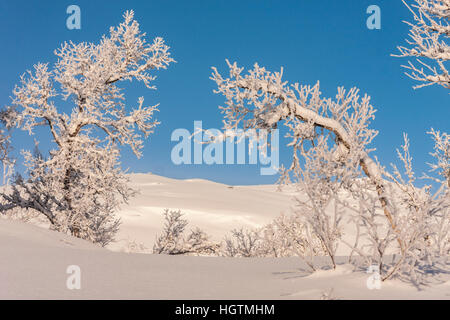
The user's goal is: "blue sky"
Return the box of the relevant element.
[0,0,448,185]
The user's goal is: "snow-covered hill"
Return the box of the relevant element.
[1,218,449,299]
[1,173,449,299]
[112,174,382,257]
[111,173,296,252]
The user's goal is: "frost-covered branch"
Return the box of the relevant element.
[8,10,173,157]
[394,0,450,89]
[211,60,399,243]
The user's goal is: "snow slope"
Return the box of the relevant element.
[112,174,376,257]
[111,173,296,252]
[1,218,449,299]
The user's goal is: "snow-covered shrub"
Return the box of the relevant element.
[258,215,294,258]
[327,133,449,283]
[382,133,449,282]
[185,227,221,255]
[220,215,325,271]
[262,214,325,270]
[153,209,220,255]
[223,227,262,257]
[0,11,174,245]
[153,209,187,254]
[343,184,396,277]
[0,206,42,224]
[287,134,358,269]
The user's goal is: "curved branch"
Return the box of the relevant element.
[217,74,401,248]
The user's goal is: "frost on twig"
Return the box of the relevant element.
[394,0,450,90]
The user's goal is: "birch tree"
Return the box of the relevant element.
[211,60,449,281]
[211,60,398,242]
[0,11,174,245]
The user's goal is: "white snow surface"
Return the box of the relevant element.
[111,173,295,252]
[0,173,449,299]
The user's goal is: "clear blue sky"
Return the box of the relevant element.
[0,0,448,185]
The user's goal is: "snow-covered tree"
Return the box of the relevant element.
[0,11,174,245]
[211,60,397,242]
[211,60,449,282]
[395,0,449,89]
[153,209,220,255]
